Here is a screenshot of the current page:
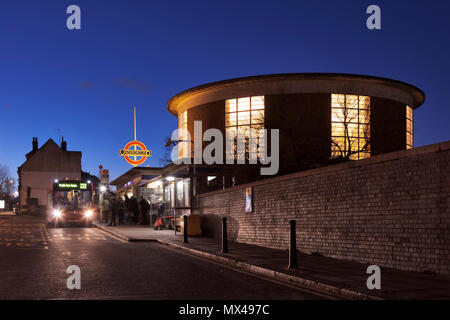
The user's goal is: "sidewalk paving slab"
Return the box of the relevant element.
[92,222,450,300]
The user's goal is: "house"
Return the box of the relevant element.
[17,137,81,215]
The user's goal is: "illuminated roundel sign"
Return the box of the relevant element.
[119,140,152,167]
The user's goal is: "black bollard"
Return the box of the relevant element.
[288,220,298,269]
[222,217,228,253]
[183,214,188,243]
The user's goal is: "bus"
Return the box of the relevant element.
[48,180,95,227]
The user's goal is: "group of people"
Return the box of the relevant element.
[102,195,151,226]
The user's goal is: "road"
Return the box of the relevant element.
[0,215,325,300]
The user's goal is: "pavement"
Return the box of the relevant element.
[93,221,450,300]
[0,215,324,300]
[0,211,16,216]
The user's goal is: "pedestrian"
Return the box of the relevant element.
[109,197,117,226]
[102,196,110,224]
[129,196,139,224]
[124,195,130,223]
[118,197,125,225]
[139,197,150,225]
[155,201,164,230]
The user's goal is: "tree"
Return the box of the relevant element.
[159,136,176,166]
[331,94,370,161]
[0,165,16,210]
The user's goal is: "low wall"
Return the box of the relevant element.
[193,141,450,275]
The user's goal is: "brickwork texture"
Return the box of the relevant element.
[193,141,450,276]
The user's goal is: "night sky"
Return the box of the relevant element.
[1,0,449,182]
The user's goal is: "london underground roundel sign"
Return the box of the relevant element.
[119,140,152,167]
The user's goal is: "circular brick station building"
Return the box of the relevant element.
[168,73,425,177]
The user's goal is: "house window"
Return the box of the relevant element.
[331,94,370,160]
[225,96,265,158]
[178,111,188,159]
[406,105,414,149]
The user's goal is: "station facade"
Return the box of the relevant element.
[167,73,425,181]
[111,73,425,219]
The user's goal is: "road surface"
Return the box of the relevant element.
[0,215,326,300]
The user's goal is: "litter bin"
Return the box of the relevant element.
[180,214,202,236]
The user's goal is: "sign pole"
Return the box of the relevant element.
[119,106,152,167]
[134,106,137,141]
[133,107,137,162]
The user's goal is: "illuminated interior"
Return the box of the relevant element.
[178,110,188,159]
[225,96,265,157]
[331,94,370,160]
[406,105,414,149]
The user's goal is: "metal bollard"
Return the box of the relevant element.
[288,220,298,269]
[183,214,188,243]
[221,217,228,253]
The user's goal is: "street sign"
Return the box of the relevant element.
[119,107,152,167]
[119,140,152,166]
[100,169,109,184]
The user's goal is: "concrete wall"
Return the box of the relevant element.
[193,141,450,275]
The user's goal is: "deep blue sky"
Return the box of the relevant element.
[1,0,449,181]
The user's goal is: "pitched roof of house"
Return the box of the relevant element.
[18,139,81,171]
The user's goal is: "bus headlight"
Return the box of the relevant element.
[52,209,62,218]
[84,210,93,218]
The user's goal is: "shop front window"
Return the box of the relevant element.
[176,179,183,207]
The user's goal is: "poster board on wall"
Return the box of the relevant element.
[245,187,252,213]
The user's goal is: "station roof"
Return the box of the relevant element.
[167,73,426,116]
[109,163,190,187]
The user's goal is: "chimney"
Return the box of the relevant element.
[32,137,38,151]
[61,137,67,152]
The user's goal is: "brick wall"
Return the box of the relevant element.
[193,141,450,275]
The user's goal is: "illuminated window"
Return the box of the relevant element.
[225,96,265,158]
[406,105,414,149]
[331,94,370,160]
[178,110,188,159]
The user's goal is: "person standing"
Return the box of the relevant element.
[102,196,110,224]
[124,195,130,223]
[109,197,117,226]
[118,197,125,225]
[155,201,165,230]
[139,197,150,225]
[129,196,139,224]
